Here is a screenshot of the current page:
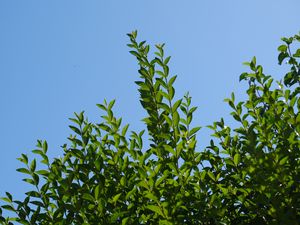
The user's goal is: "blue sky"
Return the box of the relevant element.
[0,0,299,209]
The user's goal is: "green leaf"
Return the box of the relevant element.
[36,170,49,176]
[122,217,130,225]
[281,37,293,45]
[239,72,248,81]
[121,124,129,136]
[42,141,48,153]
[145,192,158,202]
[17,154,28,164]
[233,154,240,166]
[164,56,171,65]
[96,103,106,111]
[30,159,36,172]
[279,156,288,165]
[32,173,39,185]
[163,65,169,76]
[173,111,180,126]
[75,111,84,123]
[278,52,288,65]
[40,154,49,166]
[146,205,164,217]
[277,44,287,52]
[16,168,31,175]
[108,99,116,110]
[69,125,81,135]
[231,92,235,102]
[163,145,175,155]
[168,86,175,100]
[188,127,201,137]
[172,99,182,112]
[250,56,256,70]
[293,48,300,57]
[189,106,197,114]
[1,205,15,212]
[168,75,177,87]
[129,50,140,58]
[26,191,40,198]
[0,197,12,204]
[70,148,84,159]
[5,192,12,201]
[111,193,122,203]
[207,171,215,181]
[32,149,43,156]
[23,178,35,185]
[163,114,172,126]
[82,193,94,202]
[156,70,165,77]
[30,201,44,207]
[69,117,79,125]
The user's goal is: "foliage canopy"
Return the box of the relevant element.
[1,31,300,224]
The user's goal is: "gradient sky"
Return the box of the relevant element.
[0,1,299,211]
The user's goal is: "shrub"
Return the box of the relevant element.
[1,31,299,224]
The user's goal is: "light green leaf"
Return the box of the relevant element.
[233,154,240,166]
[146,205,164,217]
[112,193,122,203]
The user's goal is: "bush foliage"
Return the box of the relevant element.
[1,31,300,224]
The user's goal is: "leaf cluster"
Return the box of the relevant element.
[0,31,300,224]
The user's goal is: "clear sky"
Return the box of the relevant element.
[0,0,299,208]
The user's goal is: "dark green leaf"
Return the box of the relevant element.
[188,127,201,137]
[16,168,31,175]
[30,159,36,172]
